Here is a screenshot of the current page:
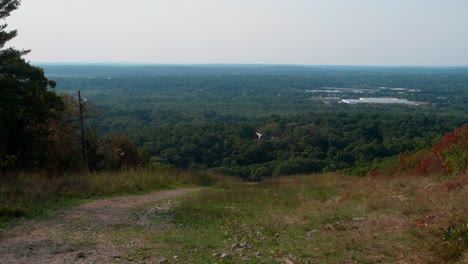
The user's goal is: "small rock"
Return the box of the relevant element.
[220,253,232,259]
[352,217,366,221]
[158,257,168,263]
[245,242,254,250]
[283,258,294,264]
[327,196,341,202]
[76,252,85,258]
[425,183,436,189]
[255,251,263,256]
[395,195,408,201]
[173,255,179,260]
[306,230,318,236]
[231,242,240,249]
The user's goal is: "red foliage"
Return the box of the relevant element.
[367,169,382,178]
[412,152,444,176]
[405,125,467,177]
[395,151,427,176]
[433,124,468,174]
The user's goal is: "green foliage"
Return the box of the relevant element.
[440,226,468,243]
[39,64,467,178]
[131,112,463,179]
[0,1,64,172]
[434,125,468,175]
[438,225,468,262]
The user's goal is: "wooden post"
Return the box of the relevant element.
[78,91,89,172]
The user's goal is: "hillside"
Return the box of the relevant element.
[1,173,467,263]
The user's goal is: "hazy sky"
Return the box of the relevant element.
[5,0,468,66]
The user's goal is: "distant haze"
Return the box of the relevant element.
[6,0,468,66]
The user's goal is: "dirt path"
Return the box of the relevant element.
[0,188,203,264]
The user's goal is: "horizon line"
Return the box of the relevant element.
[34,62,468,68]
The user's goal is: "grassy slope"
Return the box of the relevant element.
[0,167,214,227]
[144,173,468,263]
[2,169,467,263]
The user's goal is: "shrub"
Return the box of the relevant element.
[433,125,468,175]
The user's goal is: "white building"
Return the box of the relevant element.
[341,98,418,105]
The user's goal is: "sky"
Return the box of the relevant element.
[5,0,468,66]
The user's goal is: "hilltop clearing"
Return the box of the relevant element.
[1,173,467,263]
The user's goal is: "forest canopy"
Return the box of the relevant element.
[43,64,468,179]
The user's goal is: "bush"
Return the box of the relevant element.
[433,125,468,175]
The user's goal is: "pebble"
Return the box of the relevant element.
[158,257,168,263]
[306,230,318,236]
[352,217,366,221]
[246,242,254,250]
[327,196,341,202]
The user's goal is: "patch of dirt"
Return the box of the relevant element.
[0,188,203,264]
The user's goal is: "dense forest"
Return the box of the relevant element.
[1,0,466,179]
[33,64,467,180]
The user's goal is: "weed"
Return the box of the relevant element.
[437,225,468,262]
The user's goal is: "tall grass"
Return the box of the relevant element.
[0,167,217,225]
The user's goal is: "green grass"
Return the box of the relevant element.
[146,173,468,263]
[0,167,217,228]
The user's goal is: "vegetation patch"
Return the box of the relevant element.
[0,168,218,227]
[141,173,468,263]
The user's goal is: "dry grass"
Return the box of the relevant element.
[0,167,218,225]
[2,170,466,263]
[152,173,468,263]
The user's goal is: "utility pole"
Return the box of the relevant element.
[78,91,89,172]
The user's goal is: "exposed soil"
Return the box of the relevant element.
[0,188,203,264]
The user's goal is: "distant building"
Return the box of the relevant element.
[341,98,418,105]
[256,132,274,140]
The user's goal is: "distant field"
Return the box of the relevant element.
[43,64,468,118]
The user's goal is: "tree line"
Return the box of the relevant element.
[125,112,464,180]
[0,1,142,176]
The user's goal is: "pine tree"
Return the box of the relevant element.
[0,0,64,172]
